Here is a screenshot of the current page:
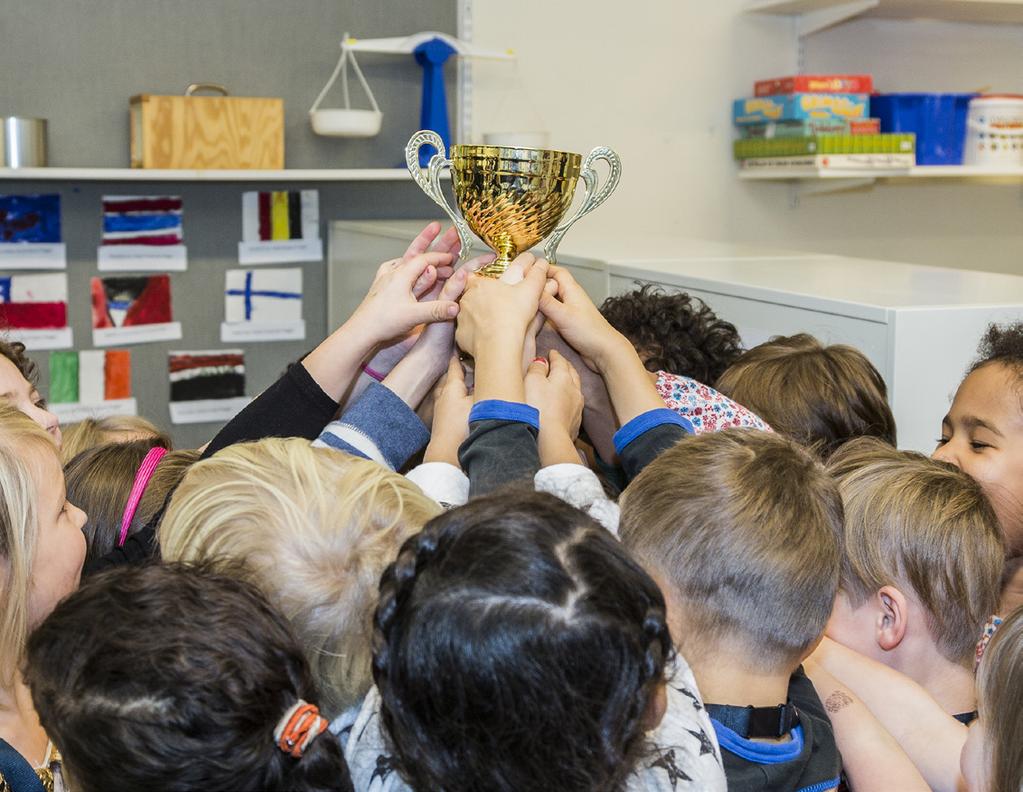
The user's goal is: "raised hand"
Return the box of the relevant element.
[525,350,584,467]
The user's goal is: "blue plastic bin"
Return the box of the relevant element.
[871,93,976,165]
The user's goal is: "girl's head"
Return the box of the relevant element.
[24,564,353,792]
[64,438,194,565]
[599,284,744,385]
[159,437,441,716]
[0,339,60,446]
[934,323,1023,555]
[373,491,671,792]
[961,606,1023,792]
[60,414,169,463]
[0,404,85,685]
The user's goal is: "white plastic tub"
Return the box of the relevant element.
[964,95,1023,167]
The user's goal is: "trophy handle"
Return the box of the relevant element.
[405,130,474,262]
[543,147,622,265]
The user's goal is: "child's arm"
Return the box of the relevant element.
[539,268,691,480]
[802,660,931,792]
[811,637,967,792]
[524,350,584,467]
[454,255,549,496]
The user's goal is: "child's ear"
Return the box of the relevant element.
[873,586,908,652]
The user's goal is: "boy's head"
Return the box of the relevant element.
[826,438,1004,671]
[619,429,843,673]
[934,322,1023,555]
[599,284,743,386]
[715,333,896,459]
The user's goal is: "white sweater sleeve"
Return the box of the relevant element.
[405,462,470,508]
[534,463,620,535]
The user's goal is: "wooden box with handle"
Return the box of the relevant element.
[130,84,284,169]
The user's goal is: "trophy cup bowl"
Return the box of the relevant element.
[406,130,621,278]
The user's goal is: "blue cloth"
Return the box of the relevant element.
[469,400,540,431]
[413,37,457,167]
[613,408,693,455]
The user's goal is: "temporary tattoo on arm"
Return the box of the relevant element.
[825,690,854,714]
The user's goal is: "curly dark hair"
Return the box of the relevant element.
[0,338,38,386]
[372,490,672,792]
[24,564,353,792]
[599,284,744,385]
[972,322,1023,376]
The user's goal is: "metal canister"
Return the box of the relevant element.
[3,117,48,167]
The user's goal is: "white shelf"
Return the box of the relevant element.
[740,164,1023,180]
[746,0,1023,35]
[0,167,416,182]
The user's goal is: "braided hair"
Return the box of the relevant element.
[24,564,353,792]
[373,490,671,792]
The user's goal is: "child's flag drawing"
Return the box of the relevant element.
[97,195,187,271]
[221,268,306,342]
[0,194,67,270]
[0,194,61,243]
[241,191,318,242]
[168,349,249,425]
[101,195,182,245]
[48,349,137,421]
[0,273,67,329]
[238,190,322,265]
[91,275,182,347]
[91,275,172,328]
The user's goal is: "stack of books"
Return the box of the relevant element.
[733,75,917,171]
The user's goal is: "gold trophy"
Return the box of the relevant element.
[406,130,621,277]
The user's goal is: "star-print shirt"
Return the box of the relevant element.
[654,371,771,434]
[333,655,726,792]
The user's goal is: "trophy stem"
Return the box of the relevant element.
[476,243,516,278]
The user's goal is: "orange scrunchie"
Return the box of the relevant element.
[274,700,328,758]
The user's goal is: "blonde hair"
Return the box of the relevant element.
[619,429,843,671]
[716,334,896,459]
[60,415,169,464]
[65,440,197,564]
[0,404,60,685]
[977,606,1023,792]
[828,439,1004,667]
[159,438,441,715]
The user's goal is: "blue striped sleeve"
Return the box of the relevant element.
[613,408,693,455]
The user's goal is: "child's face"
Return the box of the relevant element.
[934,363,1023,556]
[960,718,988,792]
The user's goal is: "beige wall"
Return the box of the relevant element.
[467,1,1023,274]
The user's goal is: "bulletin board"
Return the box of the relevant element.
[1,0,458,448]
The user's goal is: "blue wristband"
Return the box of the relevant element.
[469,400,540,431]
[613,408,693,455]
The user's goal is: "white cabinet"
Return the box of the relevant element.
[605,254,1023,453]
[328,219,1023,453]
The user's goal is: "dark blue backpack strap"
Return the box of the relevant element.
[0,739,45,792]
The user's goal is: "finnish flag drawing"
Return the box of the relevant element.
[221,268,305,342]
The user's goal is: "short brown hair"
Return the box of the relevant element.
[828,438,1004,667]
[619,429,843,671]
[64,439,196,565]
[716,333,896,459]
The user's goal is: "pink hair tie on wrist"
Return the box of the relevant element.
[361,363,386,382]
[117,446,167,547]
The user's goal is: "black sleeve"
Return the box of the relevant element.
[617,424,688,483]
[202,362,340,457]
[458,420,540,498]
[85,363,340,575]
